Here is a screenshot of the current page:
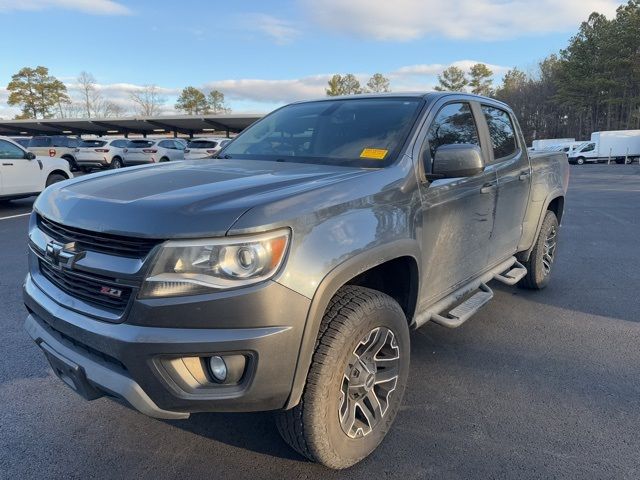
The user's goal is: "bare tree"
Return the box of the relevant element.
[77,71,98,117]
[129,85,165,116]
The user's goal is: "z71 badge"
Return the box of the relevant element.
[99,286,123,298]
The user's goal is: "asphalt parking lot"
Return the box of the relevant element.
[1,164,639,479]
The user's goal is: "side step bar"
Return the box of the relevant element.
[493,260,527,285]
[431,283,493,328]
[413,256,528,329]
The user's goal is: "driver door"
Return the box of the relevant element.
[415,100,498,305]
[0,139,42,195]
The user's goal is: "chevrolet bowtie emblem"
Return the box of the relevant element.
[45,241,86,270]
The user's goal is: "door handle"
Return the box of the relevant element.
[519,171,531,181]
[480,182,497,194]
[2,162,13,166]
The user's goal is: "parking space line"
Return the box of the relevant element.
[0,212,31,221]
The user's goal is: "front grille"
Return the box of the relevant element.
[39,260,132,312]
[37,214,159,258]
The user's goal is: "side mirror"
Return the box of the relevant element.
[431,144,484,179]
[25,151,36,160]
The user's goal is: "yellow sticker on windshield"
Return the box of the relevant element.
[360,148,388,160]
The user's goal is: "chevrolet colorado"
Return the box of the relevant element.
[24,93,569,469]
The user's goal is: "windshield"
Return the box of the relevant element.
[221,97,423,167]
[80,140,107,147]
[188,140,219,149]
[127,140,155,148]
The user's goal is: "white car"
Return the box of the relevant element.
[75,138,129,170]
[124,139,185,165]
[184,137,227,160]
[0,137,72,201]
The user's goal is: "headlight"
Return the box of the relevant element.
[140,229,290,298]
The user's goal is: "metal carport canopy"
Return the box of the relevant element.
[0,114,264,137]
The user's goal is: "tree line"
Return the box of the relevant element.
[323,2,640,143]
[5,68,231,119]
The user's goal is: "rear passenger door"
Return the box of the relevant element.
[480,104,531,266]
[415,100,498,304]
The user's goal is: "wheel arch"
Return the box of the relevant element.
[48,169,70,180]
[283,240,420,409]
[517,192,564,262]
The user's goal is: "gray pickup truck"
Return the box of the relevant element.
[24,93,569,469]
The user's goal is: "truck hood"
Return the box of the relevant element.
[34,159,369,238]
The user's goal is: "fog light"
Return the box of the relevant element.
[208,356,227,383]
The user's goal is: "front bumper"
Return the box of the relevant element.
[24,273,310,418]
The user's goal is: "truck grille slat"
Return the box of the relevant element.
[37,214,159,258]
[39,260,132,312]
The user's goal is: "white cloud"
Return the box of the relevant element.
[204,75,329,103]
[304,0,621,41]
[0,0,131,15]
[247,14,301,45]
[393,60,509,77]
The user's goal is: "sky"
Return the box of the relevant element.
[0,0,626,118]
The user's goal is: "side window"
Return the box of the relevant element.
[0,140,26,159]
[481,105,518,160]
[425,103,480,160]
[582,143,595,152]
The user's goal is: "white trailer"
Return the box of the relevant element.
[568,130,640,165]
[531,138,575,151]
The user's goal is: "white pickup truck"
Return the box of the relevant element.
[0,137,72,202]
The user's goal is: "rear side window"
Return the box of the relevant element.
[29,137,51,147]
[80,140,107,147]
[158,140,172,148]
[426,102,480,159]
[481,106,518,160]
[188,140,219,149]
[110,140,127,148]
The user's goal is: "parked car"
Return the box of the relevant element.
[0,136,71,201]
[75,138,129,170]
[184,137,227,159]
[27,135,80,171]
[10,136,31,148]
[24,93,569,469]
[124,138,185,165]
[531,138,575,150]
[568,130,640,164]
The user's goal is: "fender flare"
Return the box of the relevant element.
[283,239,420,409]
[518,190,565,262]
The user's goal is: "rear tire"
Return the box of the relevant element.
[276,286,410,469]
[62,155,78,172]
[518,210,559,290]
[159,157,169,162]
[45,173,67,187]
[110,157,123,169]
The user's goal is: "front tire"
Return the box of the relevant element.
[45,173,67,187]
[519,210,559,290]
[276,286,410,469]
[576,157,585,165]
